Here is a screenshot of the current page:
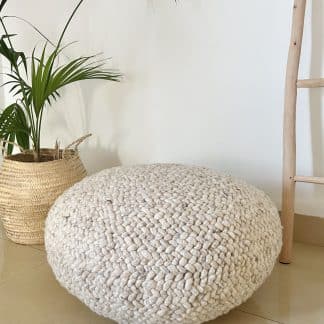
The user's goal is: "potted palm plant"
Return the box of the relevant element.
[0,0,121,244]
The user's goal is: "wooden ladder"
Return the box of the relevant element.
[280,0,324,264]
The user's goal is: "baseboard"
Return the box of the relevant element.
[293,213,324,247]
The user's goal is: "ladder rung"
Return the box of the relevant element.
[294,176,324,185]
[297,78,324,88]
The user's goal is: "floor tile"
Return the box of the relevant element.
[0,238,46,285]
[239,243,324,324]
[0,261,115,324]
[206,310,279,323]
[30,243,46,252]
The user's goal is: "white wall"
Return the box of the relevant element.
[2,0,324,217]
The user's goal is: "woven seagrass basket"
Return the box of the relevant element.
[0,142,87,245]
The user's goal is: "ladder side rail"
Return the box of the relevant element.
[280,0,307,264]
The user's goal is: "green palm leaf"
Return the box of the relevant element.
[0,103,30,154]
[0,34,27,72]
[2,71,31,97]
[28,46,121,118]
[0,0,7,13]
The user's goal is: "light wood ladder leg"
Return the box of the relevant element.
[280,0,307,264]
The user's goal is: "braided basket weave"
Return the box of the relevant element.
[0,148,86,245]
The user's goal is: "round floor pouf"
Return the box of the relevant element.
[45,164,282,324]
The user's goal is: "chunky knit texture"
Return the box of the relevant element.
[45,164,282,324]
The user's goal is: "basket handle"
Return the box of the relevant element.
[0,138,27,156]
[62,133,92,158]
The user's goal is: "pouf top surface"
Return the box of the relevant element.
[45,164,282,324]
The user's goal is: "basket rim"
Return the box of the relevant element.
[3,148,78,165]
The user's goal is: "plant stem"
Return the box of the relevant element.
[35,106,44,161]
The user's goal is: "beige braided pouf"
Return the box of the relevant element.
[45,164,282,324]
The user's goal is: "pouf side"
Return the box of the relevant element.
[45,164,282,324]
